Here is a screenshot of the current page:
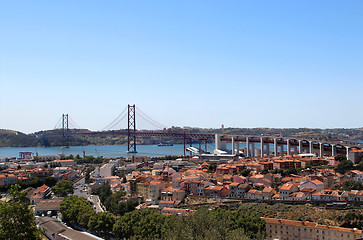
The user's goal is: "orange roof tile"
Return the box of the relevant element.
[32,193,42,199]
[229,182,240,187]
[159,200,174,204]
[205,186,223,191]
[280,183,295,191]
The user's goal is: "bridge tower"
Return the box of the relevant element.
[62,114,69,147]
[127,104,137,153]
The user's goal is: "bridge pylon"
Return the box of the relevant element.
[127,104,137,153]
[62,114,69,147]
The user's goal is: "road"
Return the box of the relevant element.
[88,194,104,213]
[73,178,104,213]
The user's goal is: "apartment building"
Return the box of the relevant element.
[264,217,363,240]
[99,163,115,177]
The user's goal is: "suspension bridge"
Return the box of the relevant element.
[47,104,362,158]
[49,104,215,154]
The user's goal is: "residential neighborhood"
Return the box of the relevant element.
[1,149,363,239]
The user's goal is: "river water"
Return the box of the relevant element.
[0,144,187,158]
[0,142,251,159]
[7,140,359,159]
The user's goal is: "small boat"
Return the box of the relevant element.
[158,143,173,146]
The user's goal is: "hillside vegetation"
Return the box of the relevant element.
[234,202,363,229]
[0,129,40,147]
[0,127,362,148]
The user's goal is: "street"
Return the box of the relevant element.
[73,178,104,213]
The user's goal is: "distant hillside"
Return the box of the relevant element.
[0,129,40,147]
[33,129,129,147]
[1,127,362,148]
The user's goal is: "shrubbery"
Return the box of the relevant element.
[60,196,266,240]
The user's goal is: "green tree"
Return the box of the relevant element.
[166,208,265,240]
[357,160,363,171]
[122,176,127,183]
[335,154,347,162]
[85,171,91,184]
[104,194,137,216]
[96,183,112,203]
[285,168,298,176]
[60,195,96,227]
[113,208,169,240]
[84,166,95,184]
[0,184,42,240]
[166,208,228,240]
[208,164,217,172]
[226,209,265,239]
[338,210,363,229]
[43,177,57,188]
[241,169,252,177]
[335,159,354,174]
[339,180,363,191]
[52,180,74,197]
[88,212,116,233]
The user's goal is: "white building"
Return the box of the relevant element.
[351,170,363,182]
[99,163,115,177]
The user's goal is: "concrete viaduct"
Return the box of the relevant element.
[215,134,362,160]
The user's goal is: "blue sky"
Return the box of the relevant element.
[1,1,362,133]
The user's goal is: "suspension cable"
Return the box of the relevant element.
[136,107,167,129]
[105,114,127,130]
[68,116,83,129]
[54,117,62,129]
[136,113,164,129]
[100,106,127,131]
